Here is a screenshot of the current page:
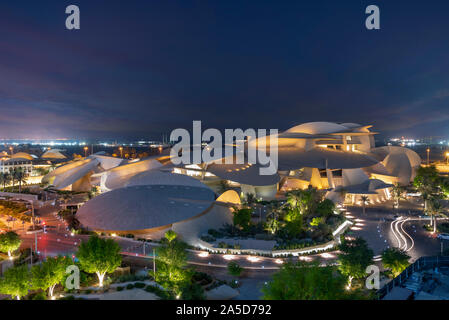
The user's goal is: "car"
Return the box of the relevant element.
[437,233,449,240]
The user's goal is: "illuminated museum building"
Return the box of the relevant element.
[42,122,421,238]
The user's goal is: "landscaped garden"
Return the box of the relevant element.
[0,200,31,226]
[201,187,346,251]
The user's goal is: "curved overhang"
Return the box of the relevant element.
[41,149,67,159]
[277,147,379,171]
[99,158,163,191]
[43,158,94,184]
[336,179,393,195]
[206,162,280,186]
[51,158,100,189]
[10,152,34,161]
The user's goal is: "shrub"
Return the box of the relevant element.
[218,242,229,248]
[116,286,124,291]
[227,261,243,277]
[31,291,47,300]
[193,272,213,285]
[126,283,135,290]
[438,223,449,233]
[134,282,145,289]
[145,285,172,300]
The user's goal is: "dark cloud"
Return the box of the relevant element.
[0,0,448,140]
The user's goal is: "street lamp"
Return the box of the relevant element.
[427,148,430,165]
[445,151,449,165]
[83,146,88,157]
[9,146,13,155]
[119,146,123,158]
[27,200,38,255]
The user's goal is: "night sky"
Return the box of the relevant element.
[1,0,449,140]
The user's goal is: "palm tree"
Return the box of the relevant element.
[245,193,257,207]
[265,205,281,234]
[286,190,301,209]
[429,197,444,233]
[414,165,440,216]
[286,187,321,216]
[391,184,406,211]
[265,217,280,235]
[337,187,348,204]
[10,169,16,191]
[360,195,370,215]
[0,172,10,190]
[13,168,27,193]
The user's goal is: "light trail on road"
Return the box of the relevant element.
[390,218,416,252]
[390,218,402,248]
[400,219,415,252]
[395,219,408,250]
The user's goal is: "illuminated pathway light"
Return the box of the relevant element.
[321,253,334,259]
[198,251,209,258]
[298,256,312,261]
[275,259,284,264]
[223,254,235,260]
[247,256,260,262]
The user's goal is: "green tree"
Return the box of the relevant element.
[31,256,71,298]
[227,261,243,277]
[414,165,441,213]
[154,236,191,296]
[0,265,30,300]
[428,197,444,233]
[164,230,178,243]
[441,178,449,197]
[13,168,27,193]
[391,184,406,211]
[286,190,302,209]
[283,206,304,238]
[76,235,122,287]
[310,217,325,227]
[265,217,280,235]
[0,231,22,258]
[316,199,335,217]
[244,193,257,207]
[337,237,373,288]
[262,261,350,300]
[381,248,410,277]
[0,173,11,190]
[233,208,252,231]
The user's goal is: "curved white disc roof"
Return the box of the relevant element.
[286,122,350,135]
[77,183,216,232]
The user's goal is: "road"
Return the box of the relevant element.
[18,202,341,270]
[345,199,448,261]
[18,198,447,288]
